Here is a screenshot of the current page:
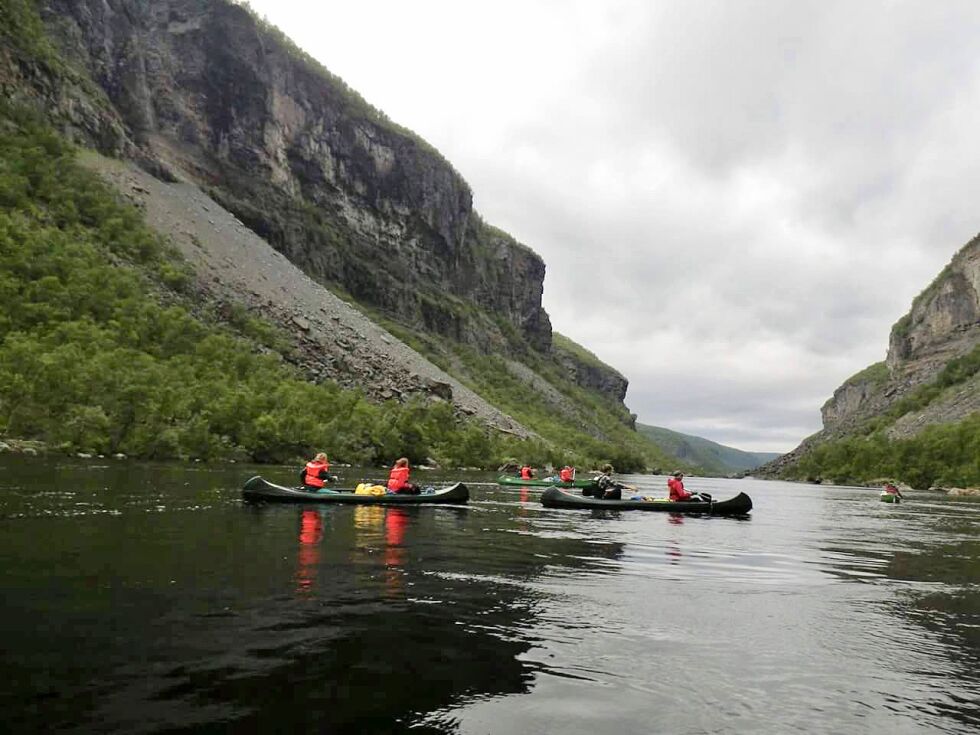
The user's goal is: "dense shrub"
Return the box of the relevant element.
[785,415,980,489]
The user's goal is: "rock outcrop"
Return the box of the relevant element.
[760,233,980,476]
[554,350,629,405]
[29,0,551,350]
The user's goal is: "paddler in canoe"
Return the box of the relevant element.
[583,463,627,500]
[881,482,903,502]
[519,464,536,480]
[301,452,339,493]
[387,457,420,495]
[667,471,711,502]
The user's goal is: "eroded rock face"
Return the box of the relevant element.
[553,350,629,404]
[887,235,980,368]
[759,234,980,477]
[820,378,883,431]
[821,235,980,433]
[37,0,552,350]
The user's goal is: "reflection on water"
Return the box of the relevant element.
[384,508,409,597]
[296,509,324,595]
[0,458,978,733]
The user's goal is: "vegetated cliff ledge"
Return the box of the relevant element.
[760,233,980,477]
[28,0,551,354]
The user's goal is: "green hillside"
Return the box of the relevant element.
[636,424,780,475]
[0,0,686,472]
[347,307,681,473]
[0,104,582,468]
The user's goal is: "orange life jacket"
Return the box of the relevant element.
[387,465,410,491]
[304,460,329,488]
[559,467,573,482]
[520,466,532,479]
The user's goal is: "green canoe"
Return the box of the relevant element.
[540,487,752,516]
[880,492,900,503]
[242,476,469,505]
[496,474,598,489]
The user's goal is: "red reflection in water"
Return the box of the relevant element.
[385,508,408,563]
[384,508,409,596]
[295,509,323,595]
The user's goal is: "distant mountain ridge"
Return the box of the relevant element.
[636,424,780,475]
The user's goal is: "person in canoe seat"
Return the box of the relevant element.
[559,466,575,483]
[883,482,903,499]
[519,464,536,480]
[301,452,338,492]
[667,471,711,502]
[584,464,625,500]
[387,457,420,495]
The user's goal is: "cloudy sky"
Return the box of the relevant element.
[246,0,980,451]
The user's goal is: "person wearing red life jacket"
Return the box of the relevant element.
[387,457,420,495]
[667,471,710,502]
[520,465,535,480]
[300,452,337,492]
[883,482,903,499]
[559,466,574,483]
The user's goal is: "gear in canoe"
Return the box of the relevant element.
[243,476,469,505]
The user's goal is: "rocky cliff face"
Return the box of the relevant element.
[31,0,551,350]
[553,350,629,405]
[760,233,980,476]
[0,0,648,436]
[887,234,980,370]
[821,234,980,431]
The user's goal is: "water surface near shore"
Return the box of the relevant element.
[1,457,978,733]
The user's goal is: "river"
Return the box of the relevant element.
[1,456,978,733]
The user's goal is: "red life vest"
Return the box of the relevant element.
[304,460,329,488]
[668,477,691,501]
[559,467,573,482]
[520,466,532,479]
[387,465,410,492]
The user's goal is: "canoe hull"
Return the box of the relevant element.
[879,493,900,503]
[497,474,597,489]
[242,476,469,505]
[540,487,752,516]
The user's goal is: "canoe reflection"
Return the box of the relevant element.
[295,509,324,595]
[385,507,409,597]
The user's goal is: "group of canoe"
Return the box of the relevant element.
[243,466,754,516]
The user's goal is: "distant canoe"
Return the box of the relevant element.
[879,492,900,504]
[242,476,469,505]
[496,474,598,489]
[540,487,752,516]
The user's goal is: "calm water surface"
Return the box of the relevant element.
[1,457,978,733]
